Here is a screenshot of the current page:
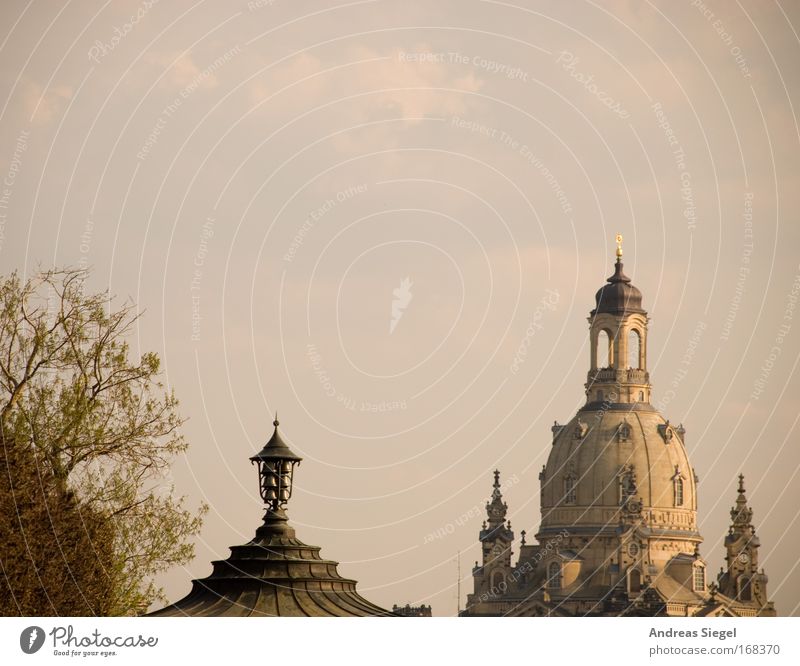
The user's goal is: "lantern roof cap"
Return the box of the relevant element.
[249,415,302,463]
[591,256,645,316]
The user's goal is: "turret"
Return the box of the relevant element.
[716,474,773,611]
[467,471,515,604]
[586,235,651,405]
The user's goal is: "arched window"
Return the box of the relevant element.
[564,475,577,505]
[597,330,612,368]
[490,569,506,594]
[638,390,645,402]
[693,565,705,591]
[547,561,561,589]
[597,390,604,402]
[628,329,641,369]
[629,568,642,593]
[674,477,684,507]
[738,575,752,601]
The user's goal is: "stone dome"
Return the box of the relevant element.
[540,405,699,541]
[463,244,776,617]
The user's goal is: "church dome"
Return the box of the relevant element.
[540,407,697,538]
[592,260,645,315]
[463,239,776,617]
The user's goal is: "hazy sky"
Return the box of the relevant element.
[1,0,799,616]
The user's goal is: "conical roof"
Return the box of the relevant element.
[148,513,392,616]
[148,419,394,617]
[250,416,303,463]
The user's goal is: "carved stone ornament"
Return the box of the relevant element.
[657,421,674,443]
[619,464,637,499]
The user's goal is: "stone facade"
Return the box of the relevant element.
[462,248,776,617]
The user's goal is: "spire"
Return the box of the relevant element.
[716,473,774,611]
[474,470,515,600]
[486,469,508,526]
[730,473,753,529]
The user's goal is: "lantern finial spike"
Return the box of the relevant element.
[273,412,279,428]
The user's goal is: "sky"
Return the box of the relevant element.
[0,0,799,616]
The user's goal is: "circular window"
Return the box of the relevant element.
[627,543,640,557]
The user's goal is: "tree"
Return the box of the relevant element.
[0,434,114,615]
[0,268,206,615]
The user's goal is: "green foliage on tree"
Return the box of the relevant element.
[0,268,206,615]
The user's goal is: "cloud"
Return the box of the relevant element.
[150,51,222,92]
[243,43,485,154]
[21,80,73,126]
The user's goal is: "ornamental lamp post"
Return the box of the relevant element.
[249,416,302,533]
[148,413,394,616]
